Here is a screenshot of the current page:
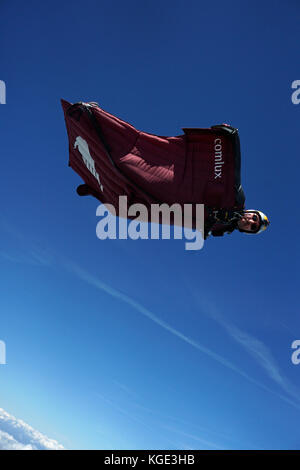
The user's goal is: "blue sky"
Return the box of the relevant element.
[1,0,300,450]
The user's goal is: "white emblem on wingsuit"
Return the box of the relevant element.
[74,136,103,191]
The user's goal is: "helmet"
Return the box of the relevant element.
[240,210,270,234]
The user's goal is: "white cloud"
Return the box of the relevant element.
[0,408,64,450]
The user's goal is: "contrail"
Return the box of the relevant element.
[60,259,300,412]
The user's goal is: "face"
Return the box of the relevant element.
[237,212,261,233]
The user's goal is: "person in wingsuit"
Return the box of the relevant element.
[62,100,270,240]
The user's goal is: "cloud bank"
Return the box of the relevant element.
[0,408,64,450]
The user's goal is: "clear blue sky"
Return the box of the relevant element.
[1,0,300,450]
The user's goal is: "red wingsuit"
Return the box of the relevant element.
[61,100,245,233]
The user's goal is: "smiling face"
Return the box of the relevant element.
[237,211,261,233]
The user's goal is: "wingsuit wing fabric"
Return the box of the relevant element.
[61,99,245,226]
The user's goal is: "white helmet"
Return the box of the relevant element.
[242,210,270,234]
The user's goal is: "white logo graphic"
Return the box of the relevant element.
[74,136,103,191]
[291,80,300,105]
[0,80,6,104]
